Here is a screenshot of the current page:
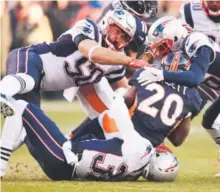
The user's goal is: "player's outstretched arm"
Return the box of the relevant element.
[78,39,151,68]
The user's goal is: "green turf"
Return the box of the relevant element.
[1,101,220,192]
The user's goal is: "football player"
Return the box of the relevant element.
[0,9,151,177]
[0,94,154,181]
[136,16,215,88]
[178,0,220,177]
[64,0,158,140]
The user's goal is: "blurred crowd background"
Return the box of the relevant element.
[0,0,188,99]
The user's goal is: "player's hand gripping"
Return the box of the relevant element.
[137,67,164,86]
[129,59,153,68]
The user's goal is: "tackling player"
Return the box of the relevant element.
[178,0,220,177]
[137,16,215,88]
[64,0,158,140]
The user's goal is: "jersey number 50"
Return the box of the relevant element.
[138,83,184,126]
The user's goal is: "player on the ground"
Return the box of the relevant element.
[178,0,220,177]
[0,94,154,181]
[0,9,151,177]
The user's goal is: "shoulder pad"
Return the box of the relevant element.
[183,32,216,63]
[62,19,100,42]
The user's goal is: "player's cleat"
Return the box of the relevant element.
[0,94,15,118]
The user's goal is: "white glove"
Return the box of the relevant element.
[62,141,78,166]
[137,67,164,86]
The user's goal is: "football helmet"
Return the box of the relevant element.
[161,51,191,72]
[148,16,188,59]
[99,9,136,51]
[144,149,179,182]
[120,0,158,18]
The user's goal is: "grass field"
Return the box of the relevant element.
[1,101,220,192]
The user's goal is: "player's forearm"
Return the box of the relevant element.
[78,39,131,65]
[164,47,211,87]
[163,70,202,87]
[90,47,131,65]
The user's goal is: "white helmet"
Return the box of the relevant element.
[143,149,179,182]
[99,9,136,51]
[148,16,188,59]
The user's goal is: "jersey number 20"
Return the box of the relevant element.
[138,83,184,126]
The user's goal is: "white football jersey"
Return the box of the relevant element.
[179,2,220,46]
[35,18,125,91]
[74,149,142,181]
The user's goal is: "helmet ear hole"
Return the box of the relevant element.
[174,36,178,42]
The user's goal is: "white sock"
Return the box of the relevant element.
[109,94,142,142]
[0,74,35,97]
[0,99,28,177]
[0,75,22,97]
[108,94,153,172]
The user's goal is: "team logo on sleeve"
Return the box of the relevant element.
[188,39,200,53]
[82,23,92,34]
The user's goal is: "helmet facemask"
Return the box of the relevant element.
[104,23,133,51]
[149,39,173,59]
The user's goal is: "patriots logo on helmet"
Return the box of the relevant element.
[153,20,172,37]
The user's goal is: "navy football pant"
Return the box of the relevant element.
[6,47,44,106]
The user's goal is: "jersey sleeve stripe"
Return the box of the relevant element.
[184,3,194,28]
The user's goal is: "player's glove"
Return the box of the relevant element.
[129,59,152,68]
[137,67,164,86]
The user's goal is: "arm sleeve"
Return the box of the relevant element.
[163,47,212,87]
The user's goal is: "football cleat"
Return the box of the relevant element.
[0,94,15,118]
